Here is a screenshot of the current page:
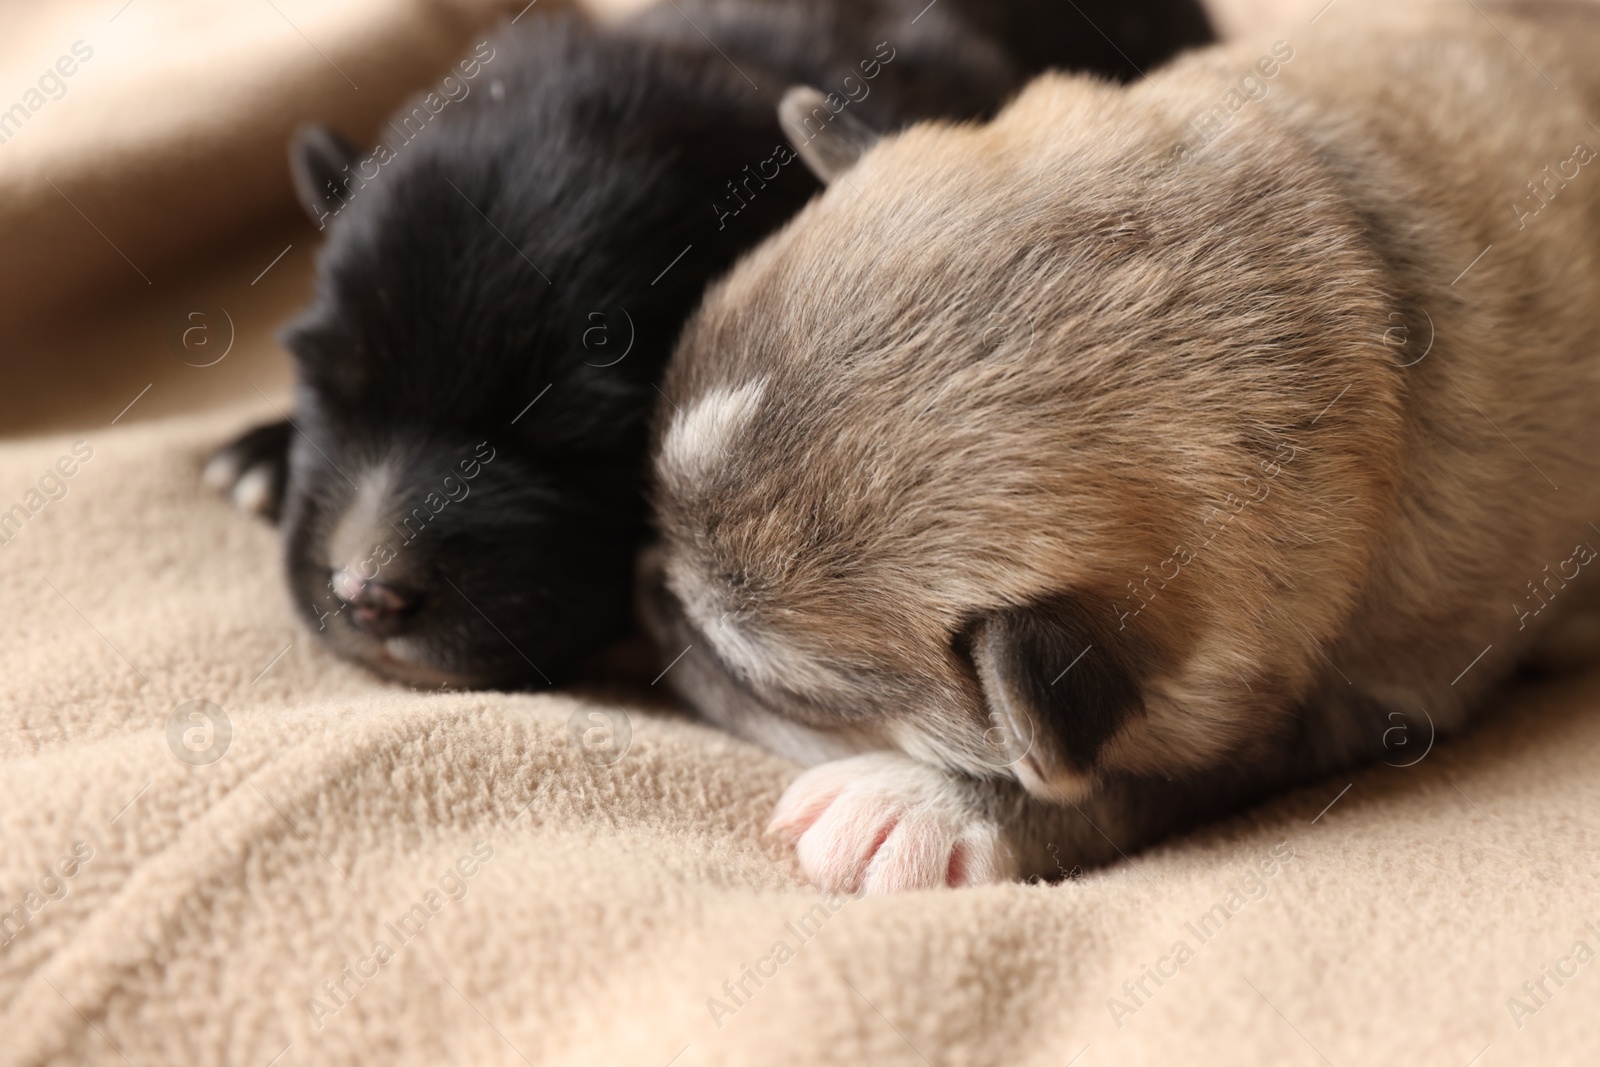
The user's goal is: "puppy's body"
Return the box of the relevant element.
[207,0,1213,688]
[649,1,1600,891]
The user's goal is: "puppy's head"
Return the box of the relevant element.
[648,74,1404,798]
[274,16,835,688]
[274,51,654,687]
[280,132,647,687]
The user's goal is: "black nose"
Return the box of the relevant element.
[331,568,417,638]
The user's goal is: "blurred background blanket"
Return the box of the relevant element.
[3,1,1599,1063]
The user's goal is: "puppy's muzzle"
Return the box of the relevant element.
[331,567,419,638]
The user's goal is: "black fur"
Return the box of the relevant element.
[970,594,1154,773]
[213,0,1214,688]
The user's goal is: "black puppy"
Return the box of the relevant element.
[206,0,1213,689]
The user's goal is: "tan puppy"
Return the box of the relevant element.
[644,0,1600,894]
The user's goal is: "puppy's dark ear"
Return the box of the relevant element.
[778,86,882,184]
[288,124,361,226]
[967,594,1151,800]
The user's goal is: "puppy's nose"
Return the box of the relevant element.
[331,568,417,637]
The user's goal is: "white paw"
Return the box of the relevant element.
[202,450,278,516]
[203,423,290,520]
[201,449,244,493]
[768,752,1015,895]
[231,463,278,515]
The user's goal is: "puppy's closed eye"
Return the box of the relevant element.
[966,594,1152,800]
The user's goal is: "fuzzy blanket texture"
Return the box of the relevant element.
[3,0,1599,1064]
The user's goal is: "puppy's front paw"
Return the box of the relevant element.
[768,753,1015,895]
[203,420,292,521]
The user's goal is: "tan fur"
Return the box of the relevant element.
[647,0,1600,889]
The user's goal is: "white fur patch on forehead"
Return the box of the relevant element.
[327,462,400,570]
[660,378,766,482]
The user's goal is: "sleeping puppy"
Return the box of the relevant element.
[646,0,1600,892]
[204,0,1213,688]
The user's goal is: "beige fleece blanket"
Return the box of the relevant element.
[4,1,1600,1064]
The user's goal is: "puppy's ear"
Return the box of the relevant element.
[967,594,1151,800]
[778,86,881,184]
[288,124,361,225]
